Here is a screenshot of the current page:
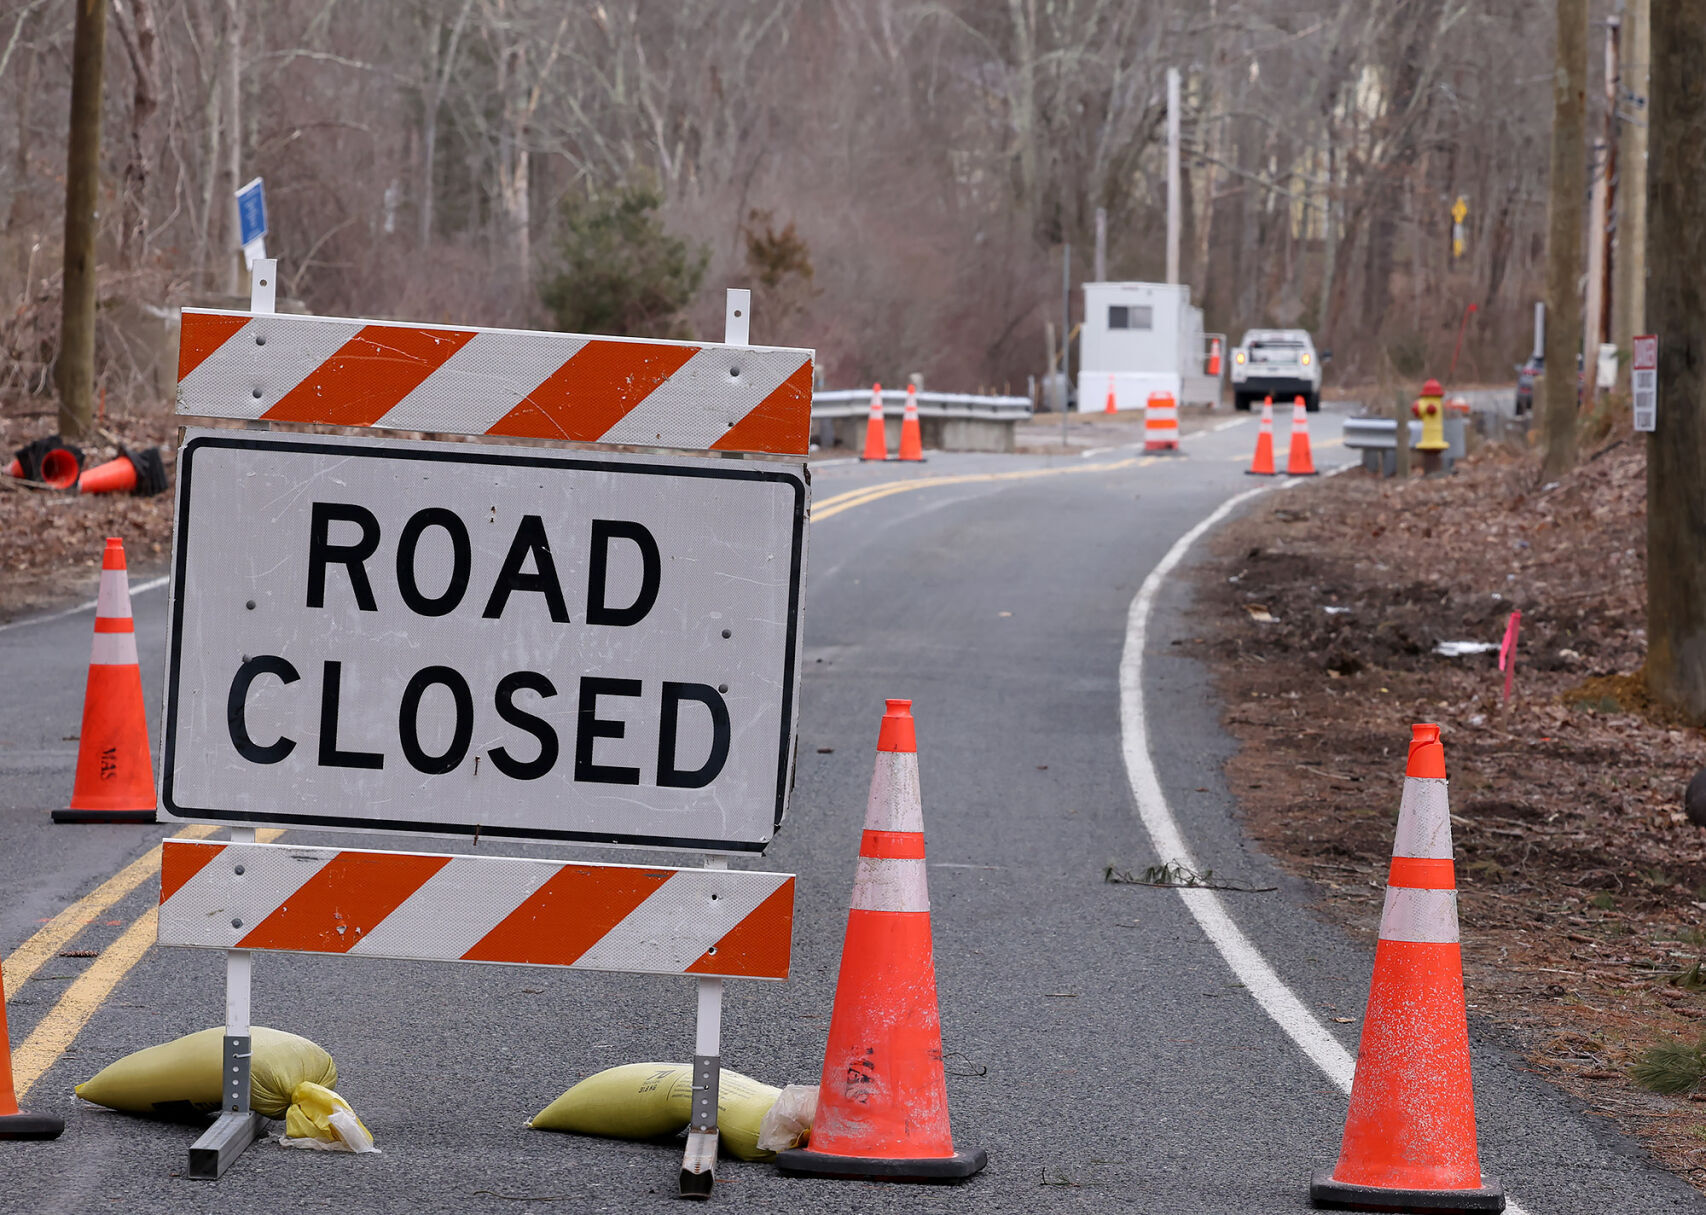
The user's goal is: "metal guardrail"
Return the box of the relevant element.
[812,389,1033,421]
[1342,416,1421,450]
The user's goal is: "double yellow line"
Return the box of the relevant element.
[4,825,282,1097]
[813,455,1149,521]
[3,450,1160,1099]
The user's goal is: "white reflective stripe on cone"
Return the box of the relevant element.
[95,569,132,619]
[850,856,930,913]
[90,632,140,666]
[1392,778,1453,859]
[1377,886,1460,944]
[864,753,925,834]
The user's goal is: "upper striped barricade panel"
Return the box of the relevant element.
[176,310,816,457]
[158,840,795,981]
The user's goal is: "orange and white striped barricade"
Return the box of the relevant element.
[1143,390,1180,452]
[158,269,811,1193]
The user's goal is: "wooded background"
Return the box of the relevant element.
[0,1,1595,402]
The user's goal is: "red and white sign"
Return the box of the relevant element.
[177,310,815,456]
[159,839,794,980]
[1632,334,1657,432]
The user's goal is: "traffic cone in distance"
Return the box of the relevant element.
[7,435,84,489]
[860,384,889,462]
[0,965,64,1139]
[53,538,158,824]
[78,445,167,496]
[1310,725,1504,1212]
[1247,396,1277,476]
[1143,390,1180,452]
[898,384,926,462]
[1103,375,1117,415]
[775,700,986,1184]
[1285,395,1317,476]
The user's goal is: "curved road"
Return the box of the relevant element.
[0,411,1697,1212]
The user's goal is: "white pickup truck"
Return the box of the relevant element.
[1230,329,1326,412]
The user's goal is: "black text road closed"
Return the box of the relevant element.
[162,431,807,852]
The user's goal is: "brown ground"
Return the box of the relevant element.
[0,399,178,622]
[1197,423,1706,1187]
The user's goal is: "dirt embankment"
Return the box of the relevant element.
[1198,430,1706,1186]
[1,402,178,621]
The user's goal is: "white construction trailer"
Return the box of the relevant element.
[1076,281,1222,411]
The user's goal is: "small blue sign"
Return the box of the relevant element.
[236,178,267,246]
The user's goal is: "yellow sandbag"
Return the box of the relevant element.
[530,1062,783,1161]
[75,1027,337,1119]
[282,1081,376,1152]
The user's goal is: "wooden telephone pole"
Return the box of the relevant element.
[57,0,107,443]
[1645,0,1706,721]
[1542,0,1588,479]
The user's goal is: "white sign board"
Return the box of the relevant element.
[1632,334,1657,433]
[162,429,807,853]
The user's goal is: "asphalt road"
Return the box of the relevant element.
[0,408,1699,1213]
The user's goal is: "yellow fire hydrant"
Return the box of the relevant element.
[1412,377,1448,473]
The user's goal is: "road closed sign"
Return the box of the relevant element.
[161,429,807,852]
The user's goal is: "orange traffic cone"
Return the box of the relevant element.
[53,539,157,824]
[77,446,167,496]
[6,436,84,489]
[860,384,889,462]
[1143,391,1180,452]
[0,964,63,1139]
[898,384,926,462]
[1311,724,1503,1212]
[776,700,985,1183]
[1103,375,1117,415]
[1285,395,1317,476]
[1247,396,1277,475]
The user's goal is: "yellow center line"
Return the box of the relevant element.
[813,456,1150,521]
[3,823,220,992]
[12,907,161,1098]
[4,825,286,1096]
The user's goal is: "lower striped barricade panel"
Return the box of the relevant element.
[158,840,794,981]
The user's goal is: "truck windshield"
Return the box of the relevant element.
[1250,344,1303,364]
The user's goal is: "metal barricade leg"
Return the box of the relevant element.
[680,854,727,1199]
[188,828,265,1179]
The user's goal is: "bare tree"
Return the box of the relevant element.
[1542,0,1587,480]
[57,0,106,440]
[1645,0,1706,722]
[111,0,161,270]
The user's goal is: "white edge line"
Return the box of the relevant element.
[1118,469,1531,1215]
[0,575,169,635]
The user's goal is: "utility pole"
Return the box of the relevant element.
[1583,16,1621,405]
[1166,67,1181,285]
[1094,207,1107,282]
[1612,0,1649,368]
[1061,242,1072,442]
[1542,0,1588,480]
[1645,0,1706,721]
[57,0,107,444]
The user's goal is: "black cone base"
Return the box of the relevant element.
[1311,1168,1505,1212]
[776,1146,986,1184]
[0,1111,65,1141]
[52,808,157,824]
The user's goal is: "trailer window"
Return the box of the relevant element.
[1109,305,1152,331]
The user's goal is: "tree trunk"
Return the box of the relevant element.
[1612,0,1649,358]
[211,0,243,295]
[57,0,106,442]
[114,0,160,270]
[1645,0,1706,722]
[1542,0,1588,480]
